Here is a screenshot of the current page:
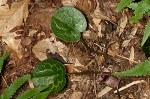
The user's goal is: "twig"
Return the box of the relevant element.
[67,71,104,75]
[114,80,146,93]
[115,54,138,64]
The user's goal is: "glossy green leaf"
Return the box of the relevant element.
[115,0,133,12]
[31,91,50,99]
[16,86,48,99]
[112,58,150,77]
[51,6,87,42]
[0,52,9,73]
[141,20,150,46]
[31,59,66,93]
[0,74,31,99]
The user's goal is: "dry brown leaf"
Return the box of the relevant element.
[0,0,30,58]
[28,8,55,30]
[32,37,69,61]
[1,32,22,58]
[0,0,29,34]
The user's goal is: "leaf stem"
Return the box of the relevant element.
[67,70,111,75]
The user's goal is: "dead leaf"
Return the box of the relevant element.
[32,36,69,61]
[28,8,55,30]
[0,0,29,34]
[1,32,22,58]
[0,0,30,58]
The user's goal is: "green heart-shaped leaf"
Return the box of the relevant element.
[51,6,87,42]
[31,59,66,93]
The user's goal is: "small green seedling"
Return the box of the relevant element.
[51,6,87,42]
[31,59,66,93]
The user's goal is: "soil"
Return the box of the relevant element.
[0,0,150,99]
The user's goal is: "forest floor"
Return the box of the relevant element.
[0,0,150,99]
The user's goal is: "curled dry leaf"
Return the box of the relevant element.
[0,0,30,58]
[32,37,69,61]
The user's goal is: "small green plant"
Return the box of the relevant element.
[0,7,87,99]
[31,59,66,93]
[0,52,50,99]
[112,0,150,77]
[51,6,87,42]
